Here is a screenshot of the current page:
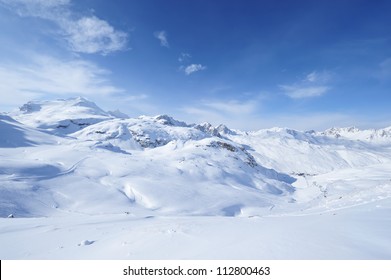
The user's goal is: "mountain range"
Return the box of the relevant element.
[1,97,390,259]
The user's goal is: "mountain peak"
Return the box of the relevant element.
[318,126,391,141]
[11,97,112,134]
[68,97,105,112]
[108,109,129,119]
[18,97,107,115]
[154,115,188,127]
[19,101,42,114]
[216,124,236,135]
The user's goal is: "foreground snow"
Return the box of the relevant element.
[1,97,391,259]
[1,197,390,259]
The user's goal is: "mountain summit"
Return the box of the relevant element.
[10,97,113,134]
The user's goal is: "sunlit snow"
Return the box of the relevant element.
[1,97,390,259]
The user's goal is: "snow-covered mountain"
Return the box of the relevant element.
[2,98,298,218]
[1,97,391,259]
[9,97,116,135]
[227,127,391,174]
[2,96,391,217]
[315,126,391,142]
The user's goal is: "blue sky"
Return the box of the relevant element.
[1,0,391,130]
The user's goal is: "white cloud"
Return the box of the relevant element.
[179,94,375,131]
[96,93,160,117]
[62,16,128,54]
[0,54,123,108]
[178,53,191,62]
[181,100,382,131]
[0,0,70,16]
[0,0,128,55]
[184,64,206,75]
[178,55,206,76]
[281,70,332,99]
[304,71,331,83]
[154,30,169,48]
[305,72,318,82]
[279,85,329,99]
[118,94,148,102]
[180,98,260,130]
[203,100,257,115]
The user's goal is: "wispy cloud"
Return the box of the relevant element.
[178,53,191,62]
[377,58,391,80]
[183,64,206,75]
[280,71,332,99]
[279,85,329,99]
[0,0,128,55]
[0,54,123,108]
[202,100,257,115]
[177,52,206,76]
[180,98,260,129]
[61,16,128,54]
[102,93,160,117]
[304,71,318,82]
[0,0,70,16]
[303,71,331,83]
[181,99,382,131]
[154,30,169,48]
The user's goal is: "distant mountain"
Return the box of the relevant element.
[314,126,391,142]
[9,97,113,134]
[227,126,391,174]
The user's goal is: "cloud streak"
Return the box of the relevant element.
[203,100,257,115]
[180,98,260,130]
[279,85,329,99]
[181,99,377,131]
[184,64,206,75]
[0,54,123,108]
[280,70,332,99]
[0,0,128,55]
[154,30,169,47]
[178,53,191,62]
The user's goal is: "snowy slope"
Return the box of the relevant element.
[71,115,205,150]
[226,127,391,174]
[1,97,391,259]
[0,114,59,147]
[9,97,115,134]
[0,134,295,218]
[316,126,391,142]
[1,198,390,259]
[1,101,295,218]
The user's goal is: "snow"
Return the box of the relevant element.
[1,199,390,259]
[0,114,59,147]
[9,97,112,135]
[78,240,95,246]
[1,97,390,259]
